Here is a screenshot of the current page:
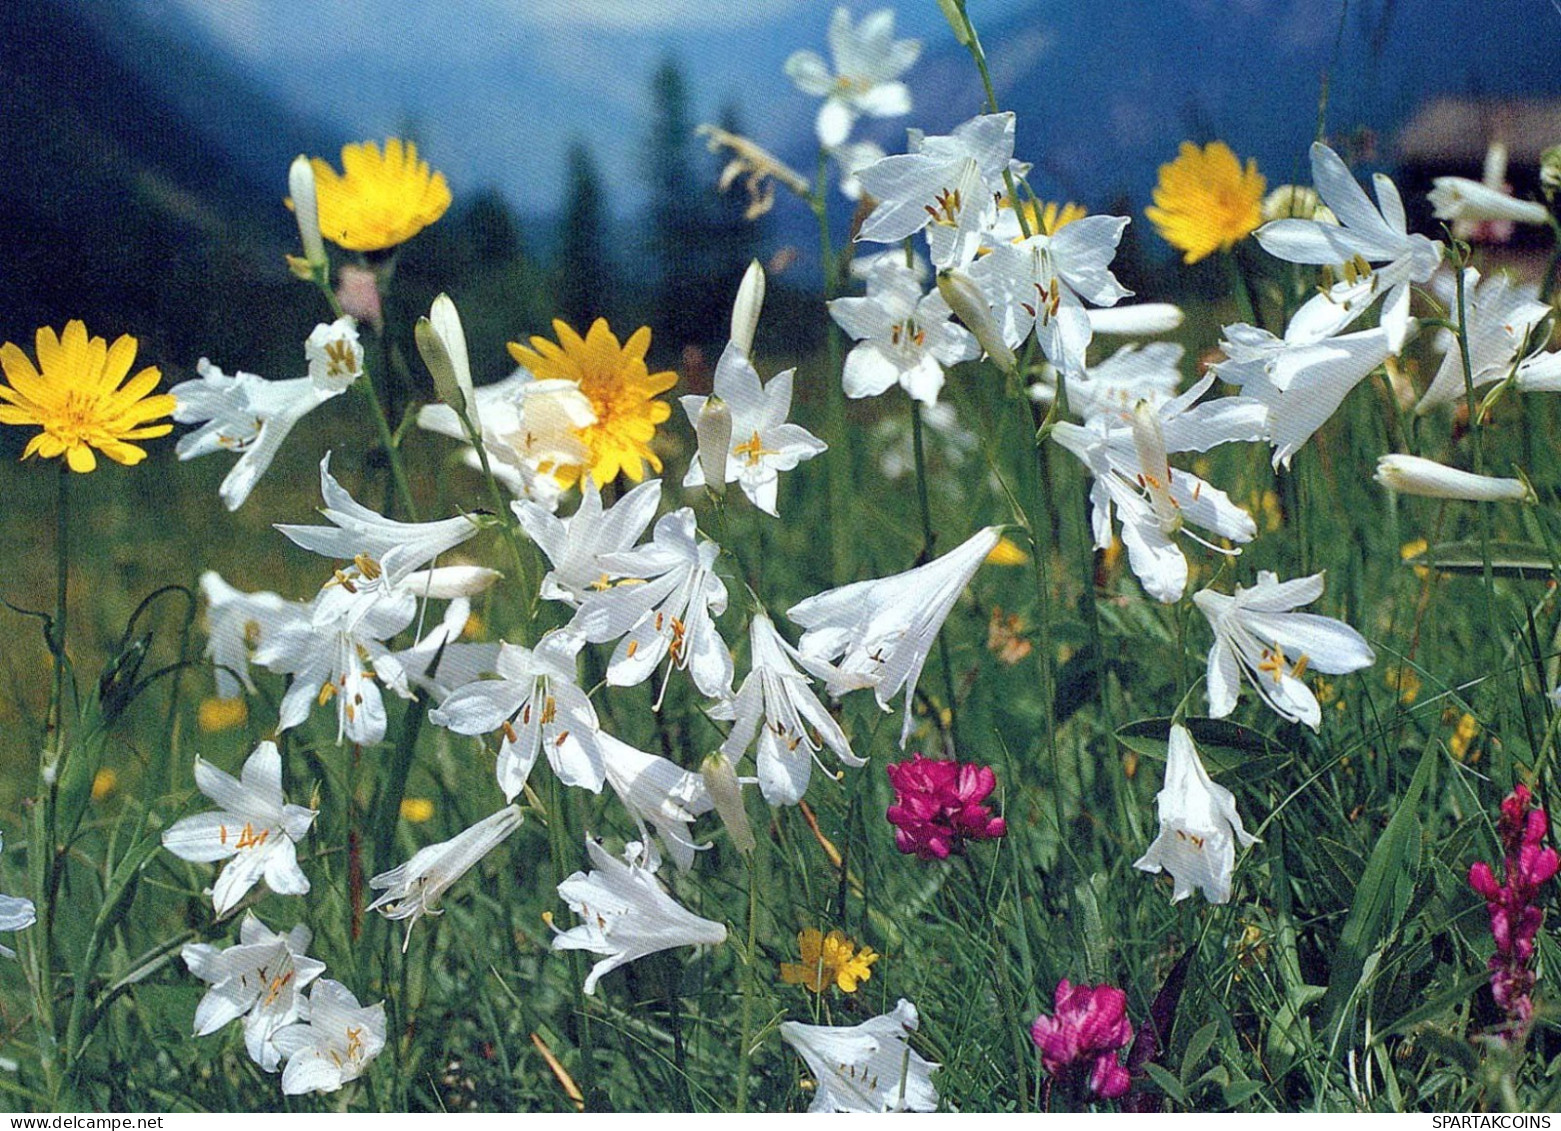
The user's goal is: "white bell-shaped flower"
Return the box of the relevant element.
[1133,725,1257,904]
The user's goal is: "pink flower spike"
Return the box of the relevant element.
[1030,978,1134,1102]
[886,754,1008,860]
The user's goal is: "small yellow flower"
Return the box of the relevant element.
[508,319,677,487]
[1449,712,1480,761]
[985,536,1029,566]
[304,139,451,253]
[1146,141,1266,264]
[0,322,174,473]
[197,696,249,733]
[779,928,878,994]
[1383,666,1421,706]
[91,768,118,802]
[1400,537,1430,580]
[400,798,435,823]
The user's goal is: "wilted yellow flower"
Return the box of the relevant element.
[508,319,677,486]
[91,768,118,802]
[304,139,451,252]
[400,798,435,823]
[197,696,248,733]
[1146,141,1266,264]
[0,322,174,473]
[779,928,878,994]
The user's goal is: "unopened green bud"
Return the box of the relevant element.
[695,395,733,498]
[1541,145,1561,203]
[937,268,1016,373]
[416,293,479,434]
[700,752,755,855]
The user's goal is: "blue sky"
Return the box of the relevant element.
[126,0,1029,213]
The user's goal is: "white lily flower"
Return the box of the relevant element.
[0,834,34,960]
[272,980,385,1095]
[712,613,863,807]
[968,216,1133,375]
[200,571,307,699]
[784,7,920,148]
[514,477,662,607]
[171,363,335,513]
[1193,571,1375,730]
[854,112,1022,270]
[680,344,827,515]
[601,733,713,873]
[779,998,939,1113]
[161,741,316,917]
[1415,268,1552,413]
[181,912,326,1071]
[302,318,364,395]
[1430,177,1550,228]
[372,597,499,704]
[1254,142,1443,353]
[368,804,523,949]
[253,576,415,746]
[1030,341,1184,422]
[1133,724,1257,905]
[571,508,734,702]
[1213,320,1393,470]
[551,837,728,996]
[276,454,480,588]
[830,259,979,405]
[1375,454,1532,503]
[1051,375,1265,604]
[429,630,605,797]
[789,526,999,748]
[834,139,886,202]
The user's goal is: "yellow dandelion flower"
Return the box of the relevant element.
[400,798,435,823]
[1146,141,1266,264]
[508,319,677,487]
[779,928,879,994]
[0,322,174,473]
[197,696,249,732]
[91,768,118,802]
[303,139,451,253]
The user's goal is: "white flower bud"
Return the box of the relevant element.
[730,260,765,357]
[1375,454,1533,503]
[416,294,479,433]
[1541,146,1561,203]
[288,155,327,270]
[1428,177,1550,226]
[1086,303,1185,337]
[694,395,733,499]
[700,752,755,855]
[936,268,1016,373]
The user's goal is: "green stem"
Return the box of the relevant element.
[1226,250,1258,326]
[912,402,963,752]
[545,768,596,1107]
[812,155,854,585]
[734,851,760,1112]
[457,413,537,639]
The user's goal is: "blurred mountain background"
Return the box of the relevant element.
[4,0,1561,387]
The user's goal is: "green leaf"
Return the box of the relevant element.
[1320,742,1438,1055]
[1222,1079,1265,1109]
[1115,717,1291,779]
[1142,1062,1188,1106]
[1180,1020,1219,1086]
[1405,540,1556,578]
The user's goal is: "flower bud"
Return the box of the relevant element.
[936,0,971,44]
[1086,303,1185,337]
[937,268,1016,373]
[730,260,765,357]
[700,752,755,855]
[1428,177,1550,226]
[1375,454,1533,503]
[416,293,479,433]
[1541,145,1561,203]
[288,155,327,271]
[694,395,733,498]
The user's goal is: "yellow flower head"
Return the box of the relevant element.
[197,696,249,733]
[1146,141,1266,264]
[508,319,677,487]
[91,768,118,802]
[779,928,879,994]
[305,139,451,252]
[0,321,174,473]
[399,798,435,823]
